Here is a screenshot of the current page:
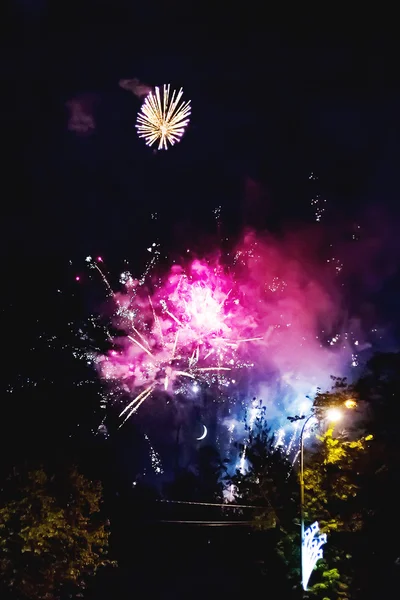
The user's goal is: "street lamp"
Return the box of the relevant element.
[325,407,343,424]
[344,398,357,410]
[288,400,354,590]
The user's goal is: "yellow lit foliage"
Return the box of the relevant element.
[304,429,372,533]
[0,467,114,600]
[304,430,373,599]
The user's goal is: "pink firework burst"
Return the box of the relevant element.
[95,258,261,424]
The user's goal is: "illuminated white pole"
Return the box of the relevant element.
[298,407,343,589]
[302,522,327,590]
[299,413,315,589]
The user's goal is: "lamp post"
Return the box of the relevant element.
[299,413,315,572]
[288,405,345,590]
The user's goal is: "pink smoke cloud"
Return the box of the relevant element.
[66,93,98,135]
[94,226,363,427]
[119,78,152,99]
[234,230,351,401]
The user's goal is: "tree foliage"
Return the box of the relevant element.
[304,428,372,534]
[352,352,400,598]
[357,351,400,445]
[0,466,114,600]
[164,444,223,503]
[225,391,375,599]
[226,411,298,530]
[313,376,357,419]
[304,427,372,599]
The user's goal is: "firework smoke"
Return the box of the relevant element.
[119,78,152,99]
[89,223,376,471]
[66,93,98,136]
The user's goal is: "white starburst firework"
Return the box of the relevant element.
[136,84,191,150]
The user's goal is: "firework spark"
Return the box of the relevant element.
[136,84,191,150]
[90,256,261,424]
[83,227,371,448]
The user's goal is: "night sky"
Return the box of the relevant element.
[3,6,399,258]
[1,6,400,599]
[2,2,400,472]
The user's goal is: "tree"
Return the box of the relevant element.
[225,412,300,597]
[304,428,371,533]
[303,427,372,599]
[356,351,400,445]
[352,352,400,598]
[161,444,224,525]
[226,396,373,598]
[0,466,114,600]
[196,445,224,502]
[227,412,298,530]
[313,376,357,419]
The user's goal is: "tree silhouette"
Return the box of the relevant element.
[226,411,298,530]
[162,444,224,523]
[223,412,300,598]
[196,445,223,502]
[353,352,400,599]
[357,351,400,445]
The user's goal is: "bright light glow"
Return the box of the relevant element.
[136,84,191,150]
[299,399,312,414]
[302,521,327,590]
[326,407,342,422]
[344,398,357,409]
[239,400,262,473]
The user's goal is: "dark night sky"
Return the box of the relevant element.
[1,3,400,465]
[3,5,399,262]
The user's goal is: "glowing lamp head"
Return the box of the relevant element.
[344,398,357,410]
[326,407,342,423]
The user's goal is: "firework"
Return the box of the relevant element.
[238,398,260,473]
[82,226,370,449]
[136,84,191,150]
[89,256,261,425]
